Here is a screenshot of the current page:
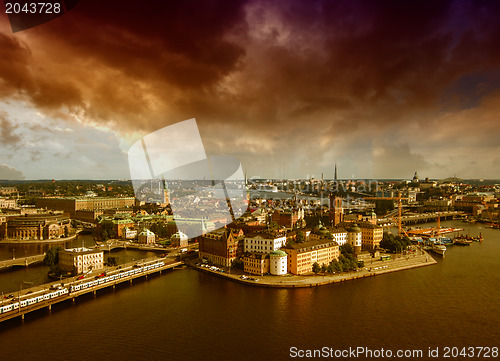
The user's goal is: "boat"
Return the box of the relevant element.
[430,242,447,256]
[453,239,472,246]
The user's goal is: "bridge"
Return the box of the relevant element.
[96,240,199,253]
[378,211,463,227]
[0,257,183,323]
[0,254,46,270]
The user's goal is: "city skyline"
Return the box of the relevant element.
[1,0,500,180]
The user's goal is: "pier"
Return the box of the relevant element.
[0,258,183,323]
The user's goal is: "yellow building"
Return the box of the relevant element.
[242,253,269,275]
[283,240,340,275]
[58,248,104,275]
[358,221,383,251]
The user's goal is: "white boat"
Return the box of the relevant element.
[431,242,446,256]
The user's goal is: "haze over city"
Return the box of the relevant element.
[1,0,499,180]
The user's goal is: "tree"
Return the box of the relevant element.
[321,263,327,273]
[340,243,355,256]
[107,256,119,266]
[231,258,244,270]
[312,262,321,274]
[380,232,411,253]
[43,246,62,269]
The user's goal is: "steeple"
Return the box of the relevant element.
[334,163,337,184]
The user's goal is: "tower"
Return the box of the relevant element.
[329,194,343,226]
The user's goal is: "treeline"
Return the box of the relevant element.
[312,244,364,274]
[379,233,411,253]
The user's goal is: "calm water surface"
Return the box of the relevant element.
[0,220,499,360]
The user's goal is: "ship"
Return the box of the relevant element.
[431,242,447,256]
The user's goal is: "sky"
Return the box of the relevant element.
[0,0,499,181]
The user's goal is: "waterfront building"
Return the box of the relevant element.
[123,227,137,239]
[1,213,70,240]
[58,247,104,275]
[244,232,287,254]
[269,250,287,275]
[357,221,383,251]
[453,193,496,212]
[242,253,269,275]
[347,224,362,253]
[282,239,340,275]
[138,229,156,244]
[36,197,135,218]
[171,231,189,248]
[199,228,238,267]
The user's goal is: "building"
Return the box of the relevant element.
[269,250,287,275]
[283,239,340,275]
[1,214,70,240]
[36,197,135,218]
[199,228,238,267]
[270,209,304,228]
[244,232,287,253]
[330,227,348,245]
[242,253,269,275]
[123,227,137,239]
[347,224,362,253]
[171,231,189,248]
[329,195,344,226]
[138,229,156,244]
[358,222,383,251]
[58,247,104,275]
[0,186,18,196]
[74,209,104,223]
[0,197,17,209]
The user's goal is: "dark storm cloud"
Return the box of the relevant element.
[0,0,499,178]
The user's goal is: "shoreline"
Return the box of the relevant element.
[0,234,78,245]
[190,251,437,288]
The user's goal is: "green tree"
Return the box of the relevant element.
[312,262,321,274]
[340,243,355,256]
[231,258,244,270]
[43,246,62,269]
[321,263,327,273]
[107,256,119,266]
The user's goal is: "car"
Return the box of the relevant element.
[77,275,85,280]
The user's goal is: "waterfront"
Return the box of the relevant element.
[0,235,157,294]
[0,220,498,360]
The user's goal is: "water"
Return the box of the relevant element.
[0,235,157,293]
[1,220,499,360]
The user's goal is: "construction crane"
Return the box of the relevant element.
[363,191,409,237]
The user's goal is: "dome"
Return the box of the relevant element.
[348,223,361,233]
[270,250,287,257]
